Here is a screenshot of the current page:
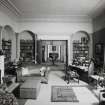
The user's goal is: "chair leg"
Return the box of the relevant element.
[67,76,70,84]
[78,77,79,84]
[64,75,67,81]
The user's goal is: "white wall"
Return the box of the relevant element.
[0,6,18,61]
[0,9,18,32]
[18,21,93,64]
[18,22,93,34]
[19,31,33,40]
[2,26,16,61]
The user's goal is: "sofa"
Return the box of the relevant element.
[16,67,41,99]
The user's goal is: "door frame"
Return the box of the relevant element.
[41,40,68,64]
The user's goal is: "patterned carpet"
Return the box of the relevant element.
[51,86,79,102]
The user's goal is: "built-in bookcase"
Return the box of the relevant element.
[20,40,34,62]
[2,39,11,63]
[72,39,89,66]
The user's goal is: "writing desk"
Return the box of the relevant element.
[71,65,88,72]
[69,65,89,82]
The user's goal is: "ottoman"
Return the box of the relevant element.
[20,79,41,99]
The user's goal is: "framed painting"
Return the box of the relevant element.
[95,43,104,55]
[52,46,56,51]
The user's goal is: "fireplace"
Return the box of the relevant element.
[49,53,59,65]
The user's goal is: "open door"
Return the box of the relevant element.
[37,40,42,64]
[66,40,68,65]
[42,46,45,62]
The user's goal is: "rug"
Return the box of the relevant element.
[51,86,79,102]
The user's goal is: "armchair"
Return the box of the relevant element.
[65,65,79,84]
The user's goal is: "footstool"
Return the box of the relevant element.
[20,79,41,99]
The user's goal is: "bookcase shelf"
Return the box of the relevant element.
[2,39,11,63]
[20,40,34,62]
[72,40,89,66]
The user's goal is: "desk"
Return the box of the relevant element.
[70,65,89,82]
[72,65,88,72]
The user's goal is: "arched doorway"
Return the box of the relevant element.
[38,40,68,65]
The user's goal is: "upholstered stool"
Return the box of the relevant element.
[20,79,41,99]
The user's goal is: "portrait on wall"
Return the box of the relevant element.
[95,43,104,55]
[52,46,56,51]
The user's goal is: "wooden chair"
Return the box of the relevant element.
[66,65,79,84]
[64,64,69,81]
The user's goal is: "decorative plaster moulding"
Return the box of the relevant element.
[0,0,21,17]
[18,15,92,23]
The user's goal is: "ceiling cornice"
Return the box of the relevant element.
[18,15,92,23]
[0,0,21,16]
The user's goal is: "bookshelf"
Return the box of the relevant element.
[20,40,34,62]
[2,39,11,63]
[72,39,89,66]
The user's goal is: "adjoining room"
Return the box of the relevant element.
[0,0,105,105]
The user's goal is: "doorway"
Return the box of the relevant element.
[40,40,68,64]
[42,46,45,62]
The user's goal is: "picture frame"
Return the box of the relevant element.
[95,43,104,55]
[52,46,56,51]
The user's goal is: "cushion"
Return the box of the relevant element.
[40,66,46,76]
[22,67,29,76]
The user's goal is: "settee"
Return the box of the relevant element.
[16,67,41,99]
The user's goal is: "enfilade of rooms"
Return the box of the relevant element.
[0,0,105,105]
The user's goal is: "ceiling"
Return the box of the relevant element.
[6,0,105,19]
